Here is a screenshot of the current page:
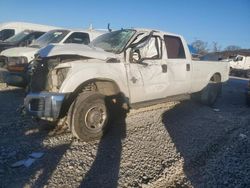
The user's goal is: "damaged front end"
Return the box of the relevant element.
[25,55,84,120]
[28,55,88,92]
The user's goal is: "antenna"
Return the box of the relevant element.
[107,23,112,32]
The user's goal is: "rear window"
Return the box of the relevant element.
[164,35,186,59]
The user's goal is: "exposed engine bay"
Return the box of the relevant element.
[28,55,88,92]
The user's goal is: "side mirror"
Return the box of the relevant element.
[132,51,140,62]
[129,48,148,65]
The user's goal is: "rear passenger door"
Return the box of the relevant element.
[164,35,191,94]
[64,32,90,45]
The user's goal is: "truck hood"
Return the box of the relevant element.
[1,47,38,57]
[38,44,117,61]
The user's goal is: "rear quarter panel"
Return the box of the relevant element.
[191,60,229,92]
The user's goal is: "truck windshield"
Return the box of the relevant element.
[90,29,136,53]
[30,30,70,48]
[5,30,30,43]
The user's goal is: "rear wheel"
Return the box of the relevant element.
[193,74,222,106]
[69,92,109,141]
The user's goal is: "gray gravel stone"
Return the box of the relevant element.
[0,78,250,187]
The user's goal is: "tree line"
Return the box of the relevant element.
[191,39,241,55]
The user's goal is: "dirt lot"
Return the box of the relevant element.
[0,77,249,188]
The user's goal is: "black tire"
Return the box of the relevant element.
[69,92,109,141]
[194,74,222,106]
[105,94,128,122]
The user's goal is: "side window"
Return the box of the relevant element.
[0,29,15,40]
[21,32,44,46]
[26,33,38,44]
[33,32,45,39]
[164,35,186,59]
[64,32,90,44]
[131,36,162,63]
[235,56,243,61]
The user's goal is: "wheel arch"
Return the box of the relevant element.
[210,72,221,82]
[60,78,127,118]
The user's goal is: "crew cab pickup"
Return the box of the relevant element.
[24,28,230,141]
[0,29,105,87]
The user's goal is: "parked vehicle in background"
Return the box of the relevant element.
[0,22,58,42]
[24,28,230,141]
[0,30,47,53]
[229,55,250,78]
[0,29,105,87]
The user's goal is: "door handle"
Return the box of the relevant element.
[186,64,190,71]
[161,64,167,73]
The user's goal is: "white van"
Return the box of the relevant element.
[0,22,58,41]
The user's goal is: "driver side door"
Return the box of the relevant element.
[126,35,170,103]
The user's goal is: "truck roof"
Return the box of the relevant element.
[0,22,59,32]
[132,28,183,38]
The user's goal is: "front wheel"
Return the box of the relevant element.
[69,92,109,141]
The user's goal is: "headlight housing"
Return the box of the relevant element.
[48,66,71,92]
[7,56,28,72]
[56,68,70,89]
[8,56,28,65]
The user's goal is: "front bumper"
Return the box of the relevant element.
[0,68,28,87]
[24,92,66,120]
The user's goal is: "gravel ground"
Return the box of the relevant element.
[0,77,249,188]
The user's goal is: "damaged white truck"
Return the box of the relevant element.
[24,29,230,141]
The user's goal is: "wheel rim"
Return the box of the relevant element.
[84,104,107,132]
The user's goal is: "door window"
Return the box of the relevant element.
[164,35,186,59]
[64,32,90,44]
[131,36,162,63]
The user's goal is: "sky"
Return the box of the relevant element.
[0,0,249,50]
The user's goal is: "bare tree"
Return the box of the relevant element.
[191,40,208,55]
[224,45,241,51]
[212,42,221,52]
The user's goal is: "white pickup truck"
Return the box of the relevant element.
[24,28,229,141]
[229,55,250,78]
